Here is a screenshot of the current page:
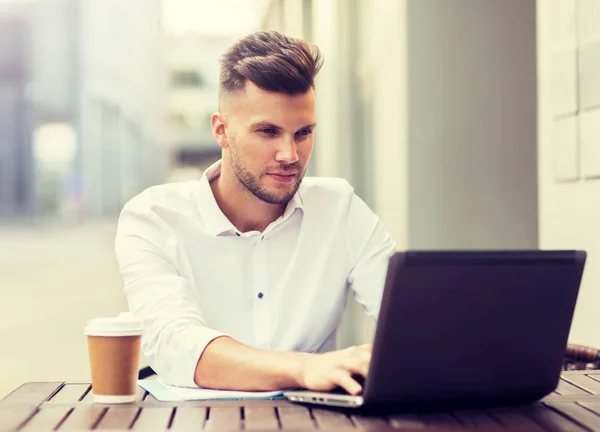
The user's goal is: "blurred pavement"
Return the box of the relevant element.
[0,221,135,400]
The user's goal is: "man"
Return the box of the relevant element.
[115,31,395,396]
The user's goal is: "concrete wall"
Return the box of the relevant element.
[262,0,538,348]
[407,0,538,251]
[537,0,600,347]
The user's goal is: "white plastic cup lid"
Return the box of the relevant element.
[84,312,143,337]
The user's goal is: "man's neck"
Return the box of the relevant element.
[210,171,286,233]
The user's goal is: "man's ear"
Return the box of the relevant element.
[211,112,229,149]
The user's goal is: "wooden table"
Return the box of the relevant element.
[4,371,600,431]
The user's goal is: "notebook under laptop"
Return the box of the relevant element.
[284,250,586,410]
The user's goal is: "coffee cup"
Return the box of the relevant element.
[84,312,143,403]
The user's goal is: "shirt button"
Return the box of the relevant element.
[258,293,264,299]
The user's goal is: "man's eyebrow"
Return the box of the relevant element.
[250,121,282,130]
[250,122,317,130]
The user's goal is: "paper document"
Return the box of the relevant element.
[138,379,285,402]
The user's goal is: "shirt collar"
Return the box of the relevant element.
[197,159,304,237]
[281,185,304,222]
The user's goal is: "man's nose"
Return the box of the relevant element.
[274,137,299,164]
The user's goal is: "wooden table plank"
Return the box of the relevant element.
[0,382,63,407]
[276,405,315,430]
[523,404,589,432]
[546,402,600,432]
[135,386,147,401]
[487,407,546,431]
[420,412,464,428]
[351,413,389,429]
[0,407,39,432]
[57,405,107,430]
[244,406,280,430]
[572,400,600,432]
[577,401,600,416]
[452,410,502,428]
[130,406,173,430]
[169,407,207,431]
[19,406,73,431]
[557,378,593,396]
[81,387,94,402]
[387,413,427,428]
[561,375,600,395]
[206,406,241,430]
[48,384,91,403]
[79,385,146,404]
[311,407,353,428]
[95,406,140,430]
[143,393,161,404]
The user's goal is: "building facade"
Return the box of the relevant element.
[0,0,167,220]
[0,2,35,218]
[165,33,232,176]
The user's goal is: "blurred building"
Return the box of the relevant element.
[77,0,167,218]
[0,0,167,220]
[0,2,34,218]
[165,33,230,179]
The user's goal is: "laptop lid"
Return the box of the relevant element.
[363,250,586,409]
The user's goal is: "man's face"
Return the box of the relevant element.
[219,82,316,205]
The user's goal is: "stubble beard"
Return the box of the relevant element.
[229,148,304,205]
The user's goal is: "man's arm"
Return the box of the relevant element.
[116,193,371,394]
[195,337,371,395]
[344,193,396,319]
[116,198,226,387]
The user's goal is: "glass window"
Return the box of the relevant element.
[170,69,205,88]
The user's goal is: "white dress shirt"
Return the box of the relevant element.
[115,160,396,387]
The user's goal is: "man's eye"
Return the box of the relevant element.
[260,128,277,135]
[297,129,313,137]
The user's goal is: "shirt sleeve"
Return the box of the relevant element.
[344,193,396,320]
[115,196,226,387]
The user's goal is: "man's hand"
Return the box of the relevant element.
[193,337,372,393]
[300,344,372,395]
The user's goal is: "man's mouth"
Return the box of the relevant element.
[266,172,296,183]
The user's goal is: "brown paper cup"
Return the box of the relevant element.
[85,313,143,404]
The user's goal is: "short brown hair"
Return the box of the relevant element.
[219,31,323,97]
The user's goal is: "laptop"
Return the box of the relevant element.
[284,250,586,411]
